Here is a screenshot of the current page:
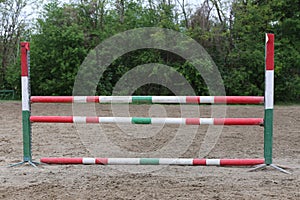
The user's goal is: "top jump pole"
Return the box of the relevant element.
[30,96,264,104]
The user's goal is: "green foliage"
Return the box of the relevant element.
[2,0,297,102]
[5,60,21,97]
[0,0,27,92]
[224,0,272,96]
[223,0,299,102]
[30,2,87,95]
[269,0,300,102]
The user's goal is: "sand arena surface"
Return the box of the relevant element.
[0,102,299,199]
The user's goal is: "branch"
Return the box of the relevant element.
[210,0,224,24]
[176,0,189,28]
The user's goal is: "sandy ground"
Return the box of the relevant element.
[0,102,299,199]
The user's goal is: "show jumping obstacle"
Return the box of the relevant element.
[13,33,289,173]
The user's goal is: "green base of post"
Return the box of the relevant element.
[22,111,32,162]
[264,109,273,165]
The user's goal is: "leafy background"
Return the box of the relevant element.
[0,0,299,102]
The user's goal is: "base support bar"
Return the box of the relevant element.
[249,164,291,174]
[9,160,40,168]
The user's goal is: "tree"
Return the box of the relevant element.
[0,0,27,90]
[270,0,300,102]
[224,0,300,101]
[30,2,87,95]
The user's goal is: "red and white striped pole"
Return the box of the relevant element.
[40,157,265,166]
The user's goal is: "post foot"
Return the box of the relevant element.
[9,160,40,168]
[249,163,291,174]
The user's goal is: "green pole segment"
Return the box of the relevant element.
[264,109,273,164]
[132,117,152,124]
[140,158,160,165]
[132,96,152,104]
[22,111,32,161]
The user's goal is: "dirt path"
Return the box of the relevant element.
[0,102,299,199]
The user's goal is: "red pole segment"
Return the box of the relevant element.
[30,116,74,123]
[266,34,274,70]
[42,157,83,164]
[193,159,264,166]
[185,118,263,125]
[219,159,265,166]
[213,118,264,125]
[31,96,74,103]
[31,96,100,103]
[214,96,264,104]
[40,157,109,164]
[20,42,30,76]
[182,96,264,104]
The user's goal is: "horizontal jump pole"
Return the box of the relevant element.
[31,96,264,104]
[40,157,265,166]
[30,116,264,125]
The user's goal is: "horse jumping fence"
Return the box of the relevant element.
[13,33,289,173]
